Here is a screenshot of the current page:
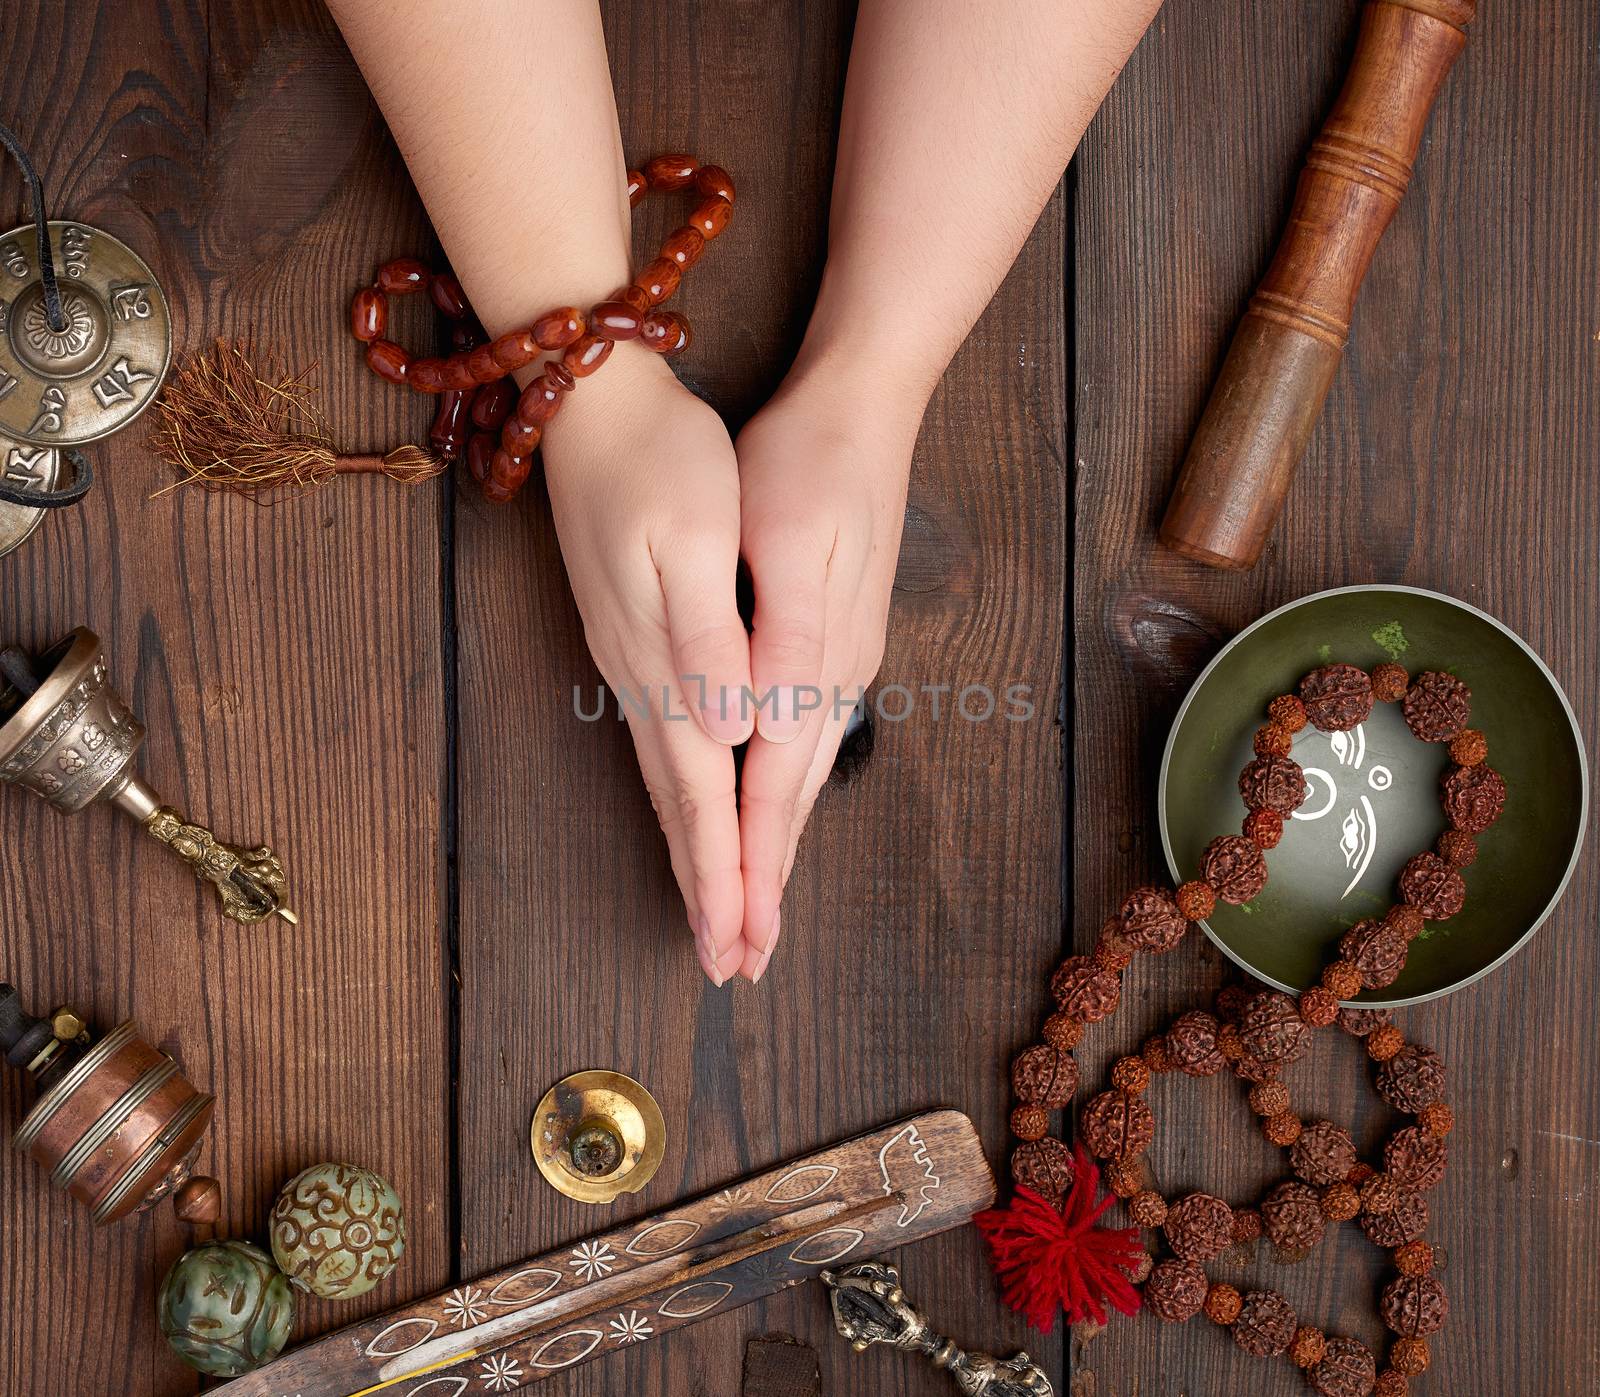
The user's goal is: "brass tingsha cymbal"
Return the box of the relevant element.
[0,220,171,447]
[0,433,61,559]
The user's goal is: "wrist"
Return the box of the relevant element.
[539,343,681,463]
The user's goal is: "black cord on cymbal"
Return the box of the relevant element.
[0,449,93,508]
[0,118,64,333]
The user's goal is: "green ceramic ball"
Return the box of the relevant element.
[158,1240,295,1378]
[269,1162,406,1299]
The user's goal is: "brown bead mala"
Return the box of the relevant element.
[979,665,1502,1397]
[350,153,734,503]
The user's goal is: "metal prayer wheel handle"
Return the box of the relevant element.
[1159,0,1475,570]
[0,628,296,924]
[822,1261,1053,1396]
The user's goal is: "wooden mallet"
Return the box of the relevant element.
[1159,0,1475,570]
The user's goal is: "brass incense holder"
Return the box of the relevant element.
[0,628,295,924]
[1,984,220,1225]
[531,1070,666,1204]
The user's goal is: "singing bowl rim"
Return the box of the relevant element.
[0,626,100,768]
[1158,584,1589,1007]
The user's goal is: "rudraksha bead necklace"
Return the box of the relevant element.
[980,662,1499,1397]
[349,153,734,503]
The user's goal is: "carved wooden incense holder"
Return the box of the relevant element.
[212,1110,992,1397]
[0,627,295,924]
[1160,0,1475,569]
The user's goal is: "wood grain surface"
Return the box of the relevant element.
[0,0,1595,1394]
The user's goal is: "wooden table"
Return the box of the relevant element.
[1,1,1594,1393]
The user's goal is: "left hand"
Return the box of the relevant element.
[731,366,921,981]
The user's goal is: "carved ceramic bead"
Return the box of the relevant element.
[1175,880,1215,921]
[1120,887,1187,953]
[489,329,541,374]
[1292,1120,1357,1186]
[1011,1136,1074,1200]
[690,195,733,240]
[1298,987,1339,1027]
[376,258,429,294]
[635,257,682,305]
[1448,728,1488,766]
[1360,1189,1428,1246]
[1370,662,1409,702]
[1204,1282,1242,1325]
[1261,1181,1325,1251]
[1166,1011,1224,1076]
[269,1163,405,1299]
[1390,1338,1430,1376]
[531,308,585,350]
[1254,723,1294,757]
[1441,763,1506,832]
[562,333,613,377]
[1240,990,1310,1066]
[1163,1193,1234,1262]
[1339,919,1410,990]
[1269,694,1308,731]
[1129,1190,1167,1227]
[694,164,736,201]
[1290,1327,1327,1368]
[1399,853,1465,920]
[159,1241,295,1377]
[1049,955,1121,1022]
[1144,1259,1208,1323]
[1299,664,1375,732]
[1232,1289,1296,1357]
[589,299,644,341]
[1377,1044,1446,1113]
[662,226,706,268]
[643,152,698,189]
[1200,835,1268,904]
[1384,1126,1448,1189]
[1238,755,1307,815]
[1436,829,1477,867]
[1417,1102,1454,1138]
[1308,1336,1377,1397]
[1011,1043,1079,1109]
[1080,1089,1155,1160]
[1403,671,1472,742]
[1042,1012,1084,1051]
[364,339,409,386]
[1243,809,1284,849]
[1380,1276,1448,1337]
[1009,1105,1049,1140]
[350,287,386,342]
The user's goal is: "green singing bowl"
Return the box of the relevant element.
[1160,586,1588,1006]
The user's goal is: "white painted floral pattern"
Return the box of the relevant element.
[478,1353,523,1391]
[442,1285,488,1328]
[568,1240,616,1282]
[608,1310,654,1345]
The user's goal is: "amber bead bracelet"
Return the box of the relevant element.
[349,153,735,503]
[1008,662,1501,1396]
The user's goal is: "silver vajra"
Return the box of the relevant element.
[821,1260,1053,1397]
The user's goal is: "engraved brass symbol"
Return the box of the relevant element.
[0,436,61,559]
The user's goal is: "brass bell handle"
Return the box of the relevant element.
[141,801,297,925]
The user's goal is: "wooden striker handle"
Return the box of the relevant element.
[1159,0,1476,570]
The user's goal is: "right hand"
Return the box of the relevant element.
[539,347,753,986]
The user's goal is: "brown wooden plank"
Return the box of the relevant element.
[0,4,450,1393]
[1073,0,1600,1391]
[453,3,1067,1395]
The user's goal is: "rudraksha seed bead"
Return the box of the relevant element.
[1217,1023,1244,1060]
[1269,694,1308,732]
[1240,990,1310,1066]
[1204,1282,1242,1325]
[1081,1089,1155,1160]
[1377,1044,1446,1113]
[1390,1338,1430,1377]
[1322,960,1363,1001]
[1417,1102,1454,1138]
[1128,1190,1167,1227]
[1094,924,1136,972]
[1042,1012,1084,1051]
[1320,1182,1360,1221]
[1448,727,1488,766]
[1339,919,1410,990]
[1308,1336,1377,1397]
[1175,879,1216,921]
[1367,1024,1404,1061]
[1127,1250,1154,1284]
[1290,1326,1327,1368]
[1232,1289,1296,1357]
[350,287,386,341]
[1292,1120,1357,1186]
[1050,955,1121,1022]
[531,307,585,350]
[1009,1105,1048,1140]
[1231,1207,1262,1243]
[1011,1137,1074,1199]
[1380,1275,1448,1337]
[1298,987,1339,1027]
[1262,1181,1325,1251]
[1436,829,1477,867]
[1144,1259,1207,1323]
[1360,1172,1403,1217]
[1249,1080,1289,1116]
[1393,1239,1434,1277]
[1403,671,1471,743]
[1215,985,1250,1022]
[1011,1043,1079,1109]
[1233,1052,1281,1084]
[1254,723,1295,758]
[1166,1011,1224,1076]
[1120,887,1188,953]
[1371,662,1409,702]
[1163,1193,1234,1262]
[1374,1372,1409,1397]
[364,339,410,385]
[376,257,430,293]
[1141,1035,1176,1073]
[1105,1158,1144,1198]
[1441,763,1507,833]
[1263,1112,1302,1146]
[1384,1125,1448,1189]
[1243,809,1284,849]
[1347,1162,1375,1187]
[1360,1189,1428,1247]
[1385,904,1425,941]
[1111,1056,1151,1093]
[1239,755,1308,815]
[1200,835,1268,904]
[1300,664,1375,732]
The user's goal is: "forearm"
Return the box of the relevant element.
[799,0,1161,412]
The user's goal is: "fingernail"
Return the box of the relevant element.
[757,686,815,744]
[700,701,750,746]
[752,911,780,984]
[694,915,725,988]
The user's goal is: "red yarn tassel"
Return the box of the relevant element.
[975,1145,1146,1332]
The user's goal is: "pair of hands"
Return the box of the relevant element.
[540,345,917,986]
